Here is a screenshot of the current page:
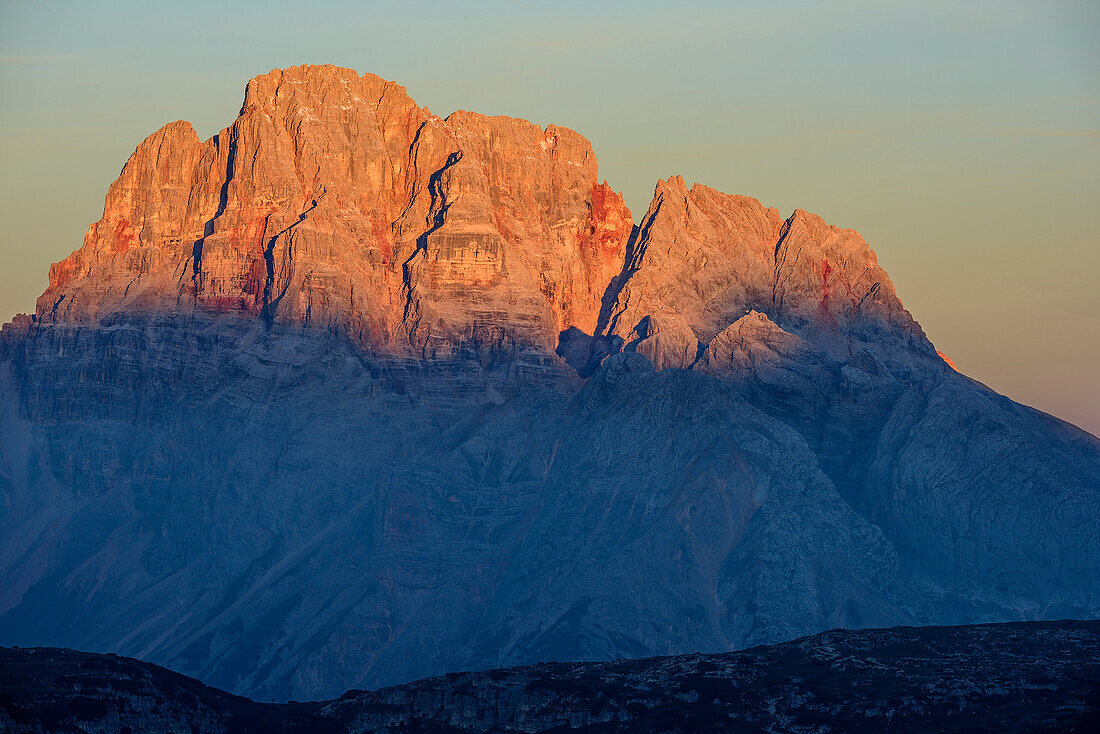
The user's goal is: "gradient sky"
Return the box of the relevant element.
[1,0,1097,433]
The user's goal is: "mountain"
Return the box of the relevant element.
[0,64,1097,701]
[3,621,1098,733]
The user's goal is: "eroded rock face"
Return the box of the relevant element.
[36,65,632,358]
[1,65,1098,702]
[598,176,928,360]
[32,67,925,366]
[624,311,700,370]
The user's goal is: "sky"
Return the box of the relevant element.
[1,0,1097,433]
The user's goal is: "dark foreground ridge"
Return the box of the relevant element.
[2,621,1098,733]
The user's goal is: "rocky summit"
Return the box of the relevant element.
[0,65,1097,702]
[27,65,632,353]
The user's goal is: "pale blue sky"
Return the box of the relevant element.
[1,0,1098,432]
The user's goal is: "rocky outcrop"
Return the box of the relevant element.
[594,176,926,357]
[623,311,700,370]
[1,65,1098,702]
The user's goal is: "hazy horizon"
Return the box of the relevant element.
[2,0,1097,433]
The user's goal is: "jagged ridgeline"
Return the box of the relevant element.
[1,65,1097,702]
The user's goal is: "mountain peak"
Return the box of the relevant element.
[3,66,1098,706]
[30,66,927,366]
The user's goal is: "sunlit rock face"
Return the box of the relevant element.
[33,65,632,358]
[1,65,1098,702]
